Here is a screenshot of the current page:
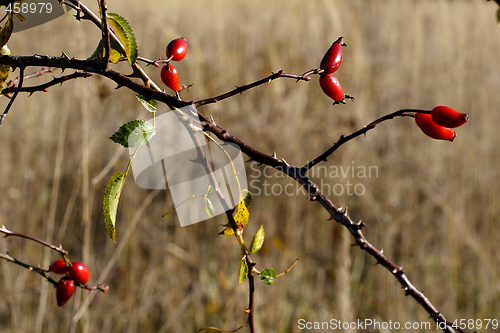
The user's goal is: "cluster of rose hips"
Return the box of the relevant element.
[318,37,352,104]
[414,106,468,141]
[49,259,90,306]
[160,37,188,93]
[318,37,468,140]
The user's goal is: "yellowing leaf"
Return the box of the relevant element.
[219,189,252,236]
[0,45,11,90]
[233,201,250,229]
[103,172,126,242]
[107,13,138,66]
[0,16,13,49]
[249,225,265,255]
[88,38,122,64]
[205,196,215,218]
[238,258,248,285]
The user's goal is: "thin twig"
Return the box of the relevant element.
[0,224,68,255]
[0,66,23,126]
[98,0,110,67]
[302,109,432,171]
[194,70,313,107]
[1,71,91,96]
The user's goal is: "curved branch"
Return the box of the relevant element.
[302,109,432,171]
[193,70,313,107]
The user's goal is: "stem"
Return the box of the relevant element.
[0,224,68,255]
[193,70,314,107]
[302,109,432,171]
[0,66,24,126]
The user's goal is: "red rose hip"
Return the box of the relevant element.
[56,278,75,307]
[166,37,188,61]
[160,64,181,92]
[431,106,469,128]
[68,262,90,285]
[319,74,345,103]
[415,113,456,142]
[49,259,67,274]
[320,36,345,74]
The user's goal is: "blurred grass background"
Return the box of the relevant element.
[0,0,500,332]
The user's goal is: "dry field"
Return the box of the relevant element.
[1,0,500,332]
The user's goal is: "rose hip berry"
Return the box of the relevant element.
[68,262,90,285]
[166,37,188,61]
[319,74,345,104]
[49,259,67,275]
[160,64,181,92]
[431,106,469,128]
[415,113,456,142]
[56,277,75,307]
[320,36,346,74]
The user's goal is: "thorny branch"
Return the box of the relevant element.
[1,70,91,97]
[0,2,469,329]
[0,50,466,332]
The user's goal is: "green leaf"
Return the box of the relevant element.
[0,45,11,90]
[107,13,138,66]
[238,258,248,285]
[204,196,215,218]
[249,225,265,255]
[110,120,155,148]
[103,172,126,242]
[136,95,157,113]
[259,268,276,285]
[88,38,123,64]
[0,16,13,49]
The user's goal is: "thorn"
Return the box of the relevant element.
[210,115,216,126]
[380,248,384,254]
[281,158,290,166]
[61,52,70,60]
[115,84,123,90]
[271,151,277,159]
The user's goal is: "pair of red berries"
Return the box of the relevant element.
[415,106,468,141]
[49,259,90,306]
[319,37,351,104]
[160,37,188,92]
